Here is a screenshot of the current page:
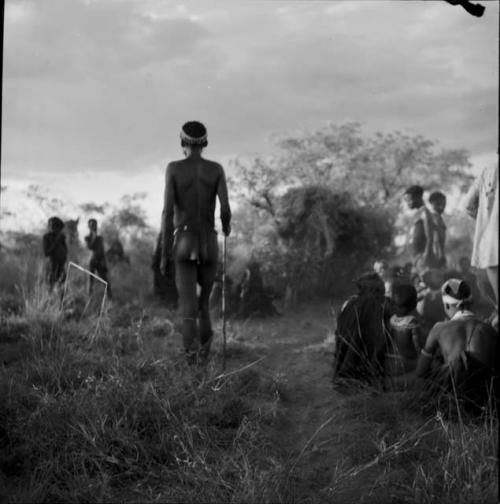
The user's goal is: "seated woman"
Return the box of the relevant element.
[333,272,391,384]
[385,284,426,379]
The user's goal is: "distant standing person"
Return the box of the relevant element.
[403,186,447,272]
[42,216,68,292]
[464,164,498,328]
[84,219,112,299]
[403,185,431,273]
[161,121,231,364]
[427,191,447,269]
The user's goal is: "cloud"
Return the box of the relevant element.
[1,0,497,182]
[4,0,208,81]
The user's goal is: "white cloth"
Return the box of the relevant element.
[465,164,498,269]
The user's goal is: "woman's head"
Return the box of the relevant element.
[391,284,417,316]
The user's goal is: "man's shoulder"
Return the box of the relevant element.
[428,320,448,335]
[202,158,224,173]
[437,316,487,335]
[167,158,223,173]
[166,160,183,172]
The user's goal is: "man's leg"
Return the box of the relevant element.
[97,265,112,299]
[47,261,56,293]
[88,261,96,297]
[175,260,199,362]
[198,260,218,360]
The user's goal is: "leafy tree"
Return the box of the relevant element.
[25,185,66,217]
[101,193,149,240]
[233,122,473,218]
[79,202,109,215]
[229,122,473,297]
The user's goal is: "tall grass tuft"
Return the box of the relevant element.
[0,309,289,503]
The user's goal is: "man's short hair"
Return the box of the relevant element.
[88,218,97,226]
[429,191,446,204]
[404,185,424,198]
[49,216,64,232]
[180,121,208,147]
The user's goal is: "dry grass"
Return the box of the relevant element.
[0,314,289,503]
[1,247,497,503]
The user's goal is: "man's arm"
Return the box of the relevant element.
[217,166,231,236]
[411,325,423,354]
[95,236,106,260]
[42,234,53,256]
[414,326,440,378]
[161,163,176,263]
[422,208,433,258]
[85,232,96,250]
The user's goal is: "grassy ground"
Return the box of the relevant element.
[0,252,498,503]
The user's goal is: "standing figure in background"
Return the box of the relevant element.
[235,261,279,318]
[465,164,498,329]
[84,218,112,299]
[403,185,432,274]
[427,191,447,270]
[42,216,68,292]
[161,121,231,365]
[106,239,130,266]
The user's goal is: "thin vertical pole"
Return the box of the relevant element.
[222,235,227,371]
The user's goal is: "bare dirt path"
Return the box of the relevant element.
[223,300,382,504]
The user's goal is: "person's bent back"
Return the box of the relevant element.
[415,278,498,411]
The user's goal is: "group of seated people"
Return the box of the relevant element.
[333,260,499,413]
[210,260,280,319]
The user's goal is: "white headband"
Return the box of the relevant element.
[180,129,207,145]
[442,294,472,306]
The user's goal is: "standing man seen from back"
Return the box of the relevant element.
[161,121,231,365]
[403,185,432,274]
[427,191,447,270]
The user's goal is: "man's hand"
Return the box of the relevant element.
[160,255,169,276]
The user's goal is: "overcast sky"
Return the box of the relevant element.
[1,0,498,230]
